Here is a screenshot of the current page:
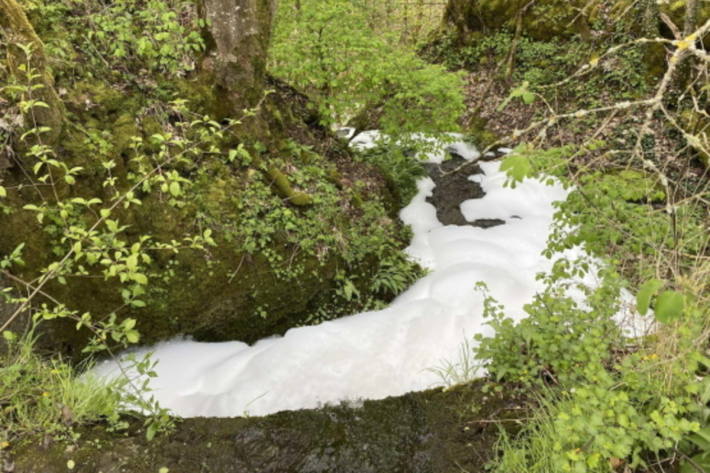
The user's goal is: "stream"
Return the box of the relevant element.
[93,133,645,418]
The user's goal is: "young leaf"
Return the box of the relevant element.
[654,290,685,323]
[636,279,664,316]
[169,182,181,197]
[500,154,533,186]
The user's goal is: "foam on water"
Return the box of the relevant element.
[92,133,645,418]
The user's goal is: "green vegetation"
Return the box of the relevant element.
[1,0,709,471]
[270,0,465,135]
[466,26,708,473]
[0,0,426,449]
[1,330,121,444]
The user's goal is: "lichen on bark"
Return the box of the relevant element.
[0,0,64,143]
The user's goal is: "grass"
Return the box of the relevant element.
[0,330,124,445]
[430,338,482,387]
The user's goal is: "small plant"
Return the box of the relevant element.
[0,329,123,443]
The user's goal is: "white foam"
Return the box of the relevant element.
[92,137,647,418]
[348,130,480,164]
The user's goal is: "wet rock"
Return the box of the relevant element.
[10,381,523,473]
[469,219,505,229]
[424,154,507,229]
[425,156,485,226]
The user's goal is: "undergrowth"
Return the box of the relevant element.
[0,330,123,446]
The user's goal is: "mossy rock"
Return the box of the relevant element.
[0,76,404,357]
[9,381,524,473]
[444,0,597,42]
[444,0,708,43]
[464,115,499,149]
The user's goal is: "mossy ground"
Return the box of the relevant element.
[8,380,525,473]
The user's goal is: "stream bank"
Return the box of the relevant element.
[9,381,523,473]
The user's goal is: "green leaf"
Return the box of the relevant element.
[654,290,685,323]
[146,423,157,441]
[500,154,533,185]
[133,273,148,285]
[636,278,664,315]
[521,91,535,105]
[680,452,710,473]
[126,254,138,271]
[688,427,710,451]
[2,330,16,342]
[0,186,6,198]
[169,182,181,197]
[126,330,140,344]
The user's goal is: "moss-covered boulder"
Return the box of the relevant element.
[442,0,708,43]
[0,73,411,355]
[8,381,523,473]
[443,0,598,42]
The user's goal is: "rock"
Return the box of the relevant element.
[443,0,598,42]
[0,77,406,357]
[9,381,523,473]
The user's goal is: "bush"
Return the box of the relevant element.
[269,0,465,135]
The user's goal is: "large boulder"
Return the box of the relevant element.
[0,0,413,356]
[0,76,408,355]
[442,0,708,43]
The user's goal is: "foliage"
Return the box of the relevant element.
[479,136,709,472]
[425,29,651,107]
[0,330,122,445]
[499,145,707,285]
[475,259,624,390]
[476,250,706,472]
[1,0,428,446]
[478,19,710,461]
[353,137,429,207]
[269,0,465,134]
[83,0,204,74]
[304,212,423,325]
[17,0,204,78]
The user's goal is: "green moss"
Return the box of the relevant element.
[10,381,523,473]
[267,166,314,206]
[465,116,499,149]
[444,0,596,42]
[112,113,139,155]
[680,109,709,168]
[1,77,413,356]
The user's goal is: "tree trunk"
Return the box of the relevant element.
[0,0,63,143]
[197,0,277,118]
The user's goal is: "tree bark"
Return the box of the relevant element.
[0,0,63,143]
[197,0,277,117]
